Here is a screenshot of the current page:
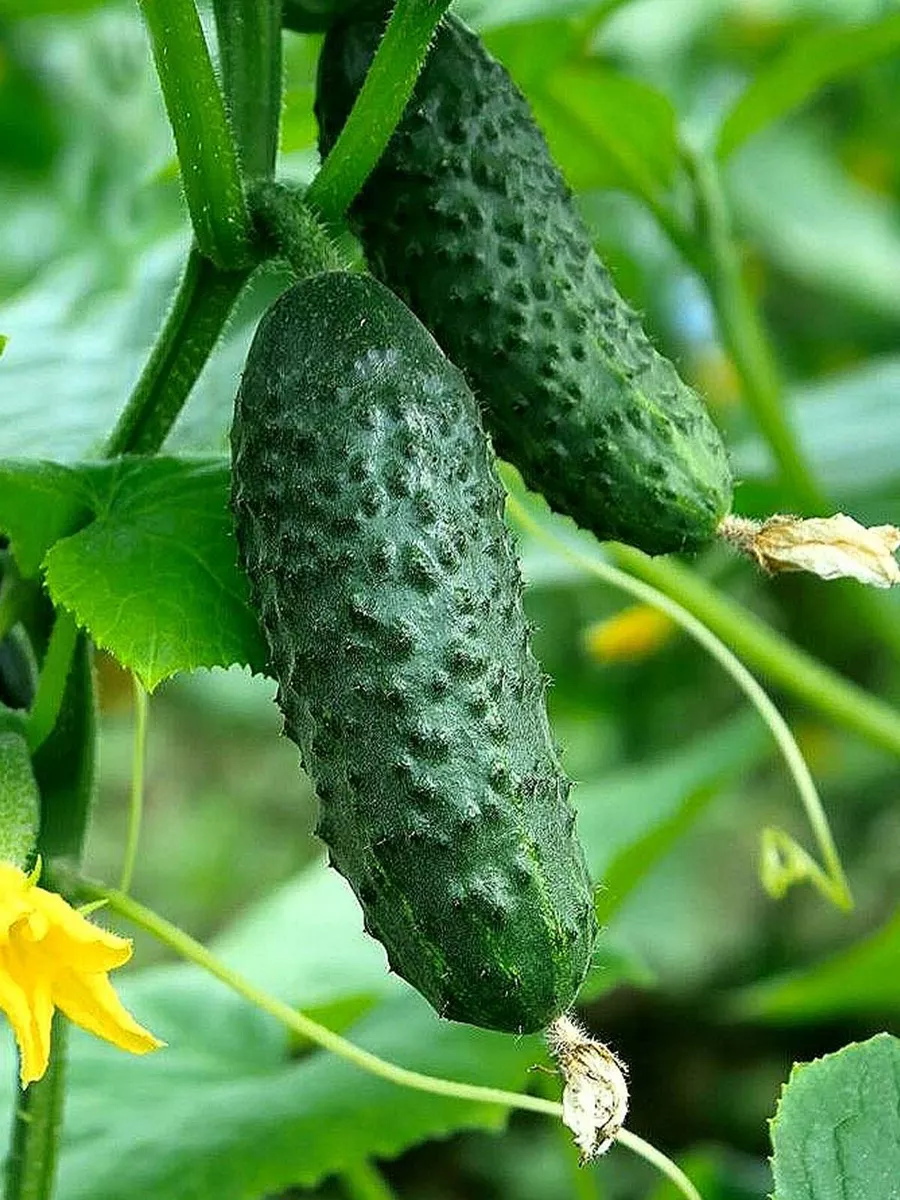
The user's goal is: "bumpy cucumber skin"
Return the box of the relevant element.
[231,272,596,1033]
[316,17,733,556]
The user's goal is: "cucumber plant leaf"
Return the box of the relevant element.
[770,1034,900,1200]
[528,65,678,199]
[716,12,900,160]
[0,456,266,690]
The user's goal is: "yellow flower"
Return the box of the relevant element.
[0,862,164,1087]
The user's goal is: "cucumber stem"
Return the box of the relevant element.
[137,0,252,270]
[305,0,454,224]
[212,0,282,181]
[3,1018,68,1200]
[104,245,250,457]
[248,180,345,277]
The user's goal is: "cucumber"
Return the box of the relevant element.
[231,272,596,1033]
[281,0,385,34]
[315,16,733,556]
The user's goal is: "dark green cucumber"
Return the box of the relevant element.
[281,0,386,34]
[315,16,733,556]
[231,272,595,1032]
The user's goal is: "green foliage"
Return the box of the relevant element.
[1,0,900,1196]
[716,13,900,160]
[0,457,266,689]
[770,1035,900,1200]
[732,904,900,1023]
[0,862,631,1200]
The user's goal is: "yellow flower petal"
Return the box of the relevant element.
[30,887,133,973]
[0,942,53,1087]
[52,968,164,1057]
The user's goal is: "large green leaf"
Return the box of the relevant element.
[717,13,900,160]
[730,903,900,1023]
[0,459,98,577]
[770,1035,900,1200]
[532,65,679,198]
[0,456,266,689]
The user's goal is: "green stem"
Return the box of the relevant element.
[75,875,561,1114]
[248,179,345,277]
[341,1161,398,1200]
[68,874,701,1199]
[3,1018,67,1200]
[608,542,900,760]
[104,245,250,457]
[687,150,825,512]
[507,495,851,909]
[137,0,252,269]
[119,679,148,895]
[305,0,453,224]
[615,1130,702,1200]
[25,611,77,754]
[212,0,282,180]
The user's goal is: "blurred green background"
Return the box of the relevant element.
[1,0,899,1197]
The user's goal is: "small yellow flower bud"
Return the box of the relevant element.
[582,605,674,665]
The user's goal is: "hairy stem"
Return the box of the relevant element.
[119,680,148,895]
[212,0,282,180]
[137,0,252,268]
[104,245,250,457]
[3,1019,67,1200]
[305,0,453,224]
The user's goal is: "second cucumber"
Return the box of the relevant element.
[316,15,733,556]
